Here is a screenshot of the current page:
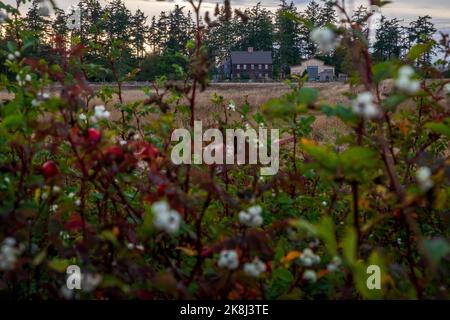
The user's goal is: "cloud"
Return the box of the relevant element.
[3,0,450,32]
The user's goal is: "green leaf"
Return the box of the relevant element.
[338,147,378,182]
[342,227,357,266]
[382,94,408,110]
[268,268,294,299]
[301,143,339,172]
[7,41,16,53]
[296,87,318,105]
[373,61,394,83]
[48,258,71,272]
[100,230,120,247]
[32,249,47,266]
[2,114,24,130]
[424,238,450,266]
[425,121,450,138]
[316,216,338,256]
[295,216,337,257]
[407,42,434,61]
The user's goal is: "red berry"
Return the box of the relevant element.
[105,145,123,158]
[87,128,101,143]
[393,209,402,220]
[42,160,59,179]
[157,184,166,196]
[133,141,159,160]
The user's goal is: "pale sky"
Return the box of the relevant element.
[6,0,450,35]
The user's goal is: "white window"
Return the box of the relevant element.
[236,64,240,70]
[258,73,262,78]
[243,64,247,70]
[251,64,255,70]
[265,64,269,70]
[258,64,262,70]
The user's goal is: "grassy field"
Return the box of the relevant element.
[0,81,426,143]
[91,82,353,142]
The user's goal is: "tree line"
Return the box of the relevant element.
[0,0,440,81]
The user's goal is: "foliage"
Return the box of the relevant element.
[0,0,449,300]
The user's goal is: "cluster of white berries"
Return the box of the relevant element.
[302,269,317,283]
[218,249,239,270]
[395,66,420,94]
[444,83,450,94]
[238,205,263,227]
[7,51,20,61]
[79,113,87,122]
[16,73,32,86]
[416,166,434,192]
[126,242,145,251]
[152,201,182,235]
[90,105,111,123]
[310,27,339,53]
[136,160,149,172]
[32,92,50,107]
[0,237,24,271]
[60,231,70,242]
[299,248,321,267]
[228,100,236,111]
[243,257,266,277]
[352,92,379,120]
[326,256,342,272]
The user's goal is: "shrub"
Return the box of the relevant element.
[0,0,449,300]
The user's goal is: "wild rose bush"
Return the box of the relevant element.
[0,0,449,299]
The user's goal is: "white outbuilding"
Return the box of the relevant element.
[290,58,335,82]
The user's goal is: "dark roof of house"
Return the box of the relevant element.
[230,51,272,64]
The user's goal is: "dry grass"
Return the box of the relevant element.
[5,81,445,144]
[89,82,352,143]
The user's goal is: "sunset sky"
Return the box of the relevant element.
[5,0,450,35]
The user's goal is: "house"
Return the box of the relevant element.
[222,47,273,81]
[290,58,335,82]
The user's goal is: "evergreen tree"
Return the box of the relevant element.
[373,16,403,61]
[352,5,369,34]
[318,0,336,26]
[274,0,300,77]
[164,5,194,53]
[131,9,148,59]
[204,5,239,64]
[301,0,333,58]
[25,0,50,55]
[408,15,436,66]
[238,3,273,51]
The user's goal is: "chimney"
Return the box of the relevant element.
[247,47,253,53]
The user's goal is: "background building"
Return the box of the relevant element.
[221,47,273,81]
[290,58,335,82]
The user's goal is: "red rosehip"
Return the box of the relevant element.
[157,184,166,196]
[87,128,101,143]
[133,141,159,160]
[42,160,59,179]
[105,145,123,158]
